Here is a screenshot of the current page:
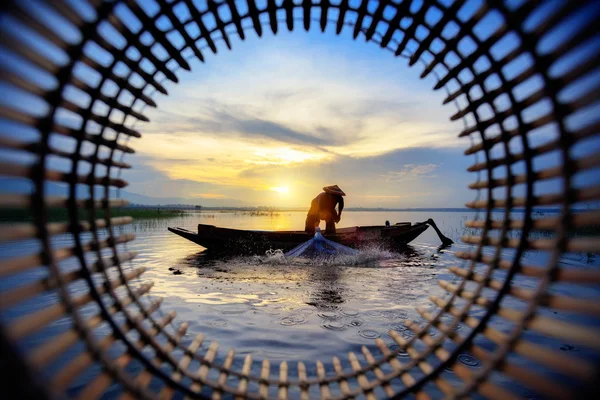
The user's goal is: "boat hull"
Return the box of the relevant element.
[168,222,428,254]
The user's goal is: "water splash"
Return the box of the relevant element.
[285,228,358,258]
[251,245,397,267]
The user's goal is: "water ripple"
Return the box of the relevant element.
[320,321,348,331]
[458,354,481,367]
[280,315,307,326]
[358,329,381,339]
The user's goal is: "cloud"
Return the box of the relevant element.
[365,192,433,199]
[381,163,439,182]
[191,193,228,199]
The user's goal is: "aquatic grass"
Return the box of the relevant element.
[0,207,186,222]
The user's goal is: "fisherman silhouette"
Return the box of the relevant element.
[304,185,345,234]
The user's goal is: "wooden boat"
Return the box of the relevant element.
[168,222,429,254]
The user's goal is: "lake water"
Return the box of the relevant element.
[1,210,598,397]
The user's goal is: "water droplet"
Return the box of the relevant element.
[320,321,348,331]
[400,330,415,340]
[389,323,408,332]
[210,319,228,327]
[358,329,381,339]
[296,307,314,315]
[559,344,577,352]
[453,323,463,331]
[220,306,247,315]
[389,344,409,358]
[280,315,307,326]
[341,309,359,317]
[346,319,364,327]
[458,354,480,367]
[380,310,408,320]
[317,311,339,320]
[365,310,382,317]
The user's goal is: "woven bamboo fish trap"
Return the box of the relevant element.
[0,0,599,398]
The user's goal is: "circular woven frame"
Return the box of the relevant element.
[0,0,598,398]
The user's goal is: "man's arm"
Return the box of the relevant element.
[336,196,344,222]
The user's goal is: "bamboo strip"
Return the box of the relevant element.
[361,346,394,397]
[3,137,133,170]
[0,195,128,211]
[190,341,219,394]
[374,339,431,399]
[0,29,60,75]
[6,267,146,339]
[182,0,218,52]
[260,359,271,399]
[297,361,309,400]
[51,301,168,392]
[431,292,600,350]
[448,266,600,315]
[1,237,136,306]
[120,323,189,400]
[331,357,351,398]
[463,211,600,231]
[164,334,205,399]
[0,216,133,244]
[433,309,596,380]
[226,0,247,38]
[0,248,137,292]
[0,105,134,155]
[29,282,155,367]
[465,187,600,210]
[235,354,252,399]
[388,331,454,396]
[461,234,600,253]
[404,319,519,400]
[348,352,375,400]
[407,0,465,63]
[467,125,600,170]
[103,16,179,83]
[79,51,165,99]
[70,76,150,122]
[155,0,205,61]
[453,250,600,284]
[213,349,235,400]
[0,59,149,123]
[468,153,600,190]
[278,361,288,400]
[75,311,179,400]
[420,306,575,399]
[59,99,141,139]
[124,0,191,70]
[315,361,331,400]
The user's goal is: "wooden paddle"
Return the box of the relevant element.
[426,218,454,246]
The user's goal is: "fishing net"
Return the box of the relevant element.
[285,229,359,258]
[0,0,598,398]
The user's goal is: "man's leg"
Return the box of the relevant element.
[325,217,336,234]
[305,215,317,234]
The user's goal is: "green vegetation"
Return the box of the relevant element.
[0,207,186,222]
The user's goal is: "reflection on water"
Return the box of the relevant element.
[1,210,598,397]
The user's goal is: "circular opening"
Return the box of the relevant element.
[0,0,598,398]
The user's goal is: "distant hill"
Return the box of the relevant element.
[0,179,246,207]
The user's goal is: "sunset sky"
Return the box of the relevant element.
[1,0,596,209]
[125,29,473,208]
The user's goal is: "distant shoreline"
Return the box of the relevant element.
[125,205,566,213]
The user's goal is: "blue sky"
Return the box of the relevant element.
[127,27,476,207]
[0,0,598,208]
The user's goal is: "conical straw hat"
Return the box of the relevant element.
[323,185,346,196]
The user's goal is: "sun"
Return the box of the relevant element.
[270,186,290,195]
